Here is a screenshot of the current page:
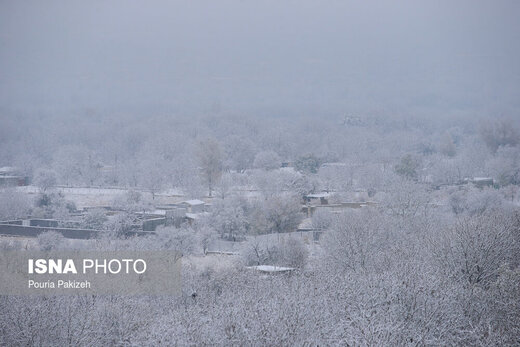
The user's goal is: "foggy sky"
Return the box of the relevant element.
[1,0,519,117]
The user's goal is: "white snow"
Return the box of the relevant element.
[306,193,331,198]
[182,199,205,206]
[247,265,296,273]
[185,212,210,219]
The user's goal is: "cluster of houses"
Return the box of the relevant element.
[140,199,210,231]
[302,191,376,216]
[0,187,375,241]
[432,176,495,190]
[0,198,212,240]
[0,161,500,242]
[0,167,28,187]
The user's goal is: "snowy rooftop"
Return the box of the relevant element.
[0,166,18,174]
[148,210,167,216]
[182,199,205,206]
[305,193,331,198]
[298,218,313,229]
[473,177,493,181]
[321,162,347,167]
[247,265,296,273]
[186,212,210,220]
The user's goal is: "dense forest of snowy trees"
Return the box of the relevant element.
[1,113,519,192]
[1,114,519,345]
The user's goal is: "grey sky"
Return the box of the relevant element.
[1,0,519,116]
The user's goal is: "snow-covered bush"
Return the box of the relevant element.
[37,230,66,251]
[253,150,281,171]
[0,188,31,220]
[242,235,308,268]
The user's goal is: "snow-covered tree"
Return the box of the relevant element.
[0,188,31,220]
[208,196,249,241]
[251,195,303,235]
[434,211,517,286]
[33,168,57,192]
[37,230,66,251]
[480,118,520,153]
[394,154,421,180]
[197,138,224,197]
[253,150,281,171]
[487,145,520,186]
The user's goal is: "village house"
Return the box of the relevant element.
[303,192,330,205]
[179,199,206,213]
[0,167,28,186]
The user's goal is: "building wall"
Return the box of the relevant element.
[0,224,153,239]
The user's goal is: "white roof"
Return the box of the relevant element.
[321,162,347,167]
[182,199,205,206]
[298,218,313,229]
[306,193,330,198]
[186,212,210,220]
[247,265,296,273]
[0,166,18,173]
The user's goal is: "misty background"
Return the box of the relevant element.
[1,0,519,117]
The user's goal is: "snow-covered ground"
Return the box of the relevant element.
[15,185,186,209]
[246,265,295,272]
